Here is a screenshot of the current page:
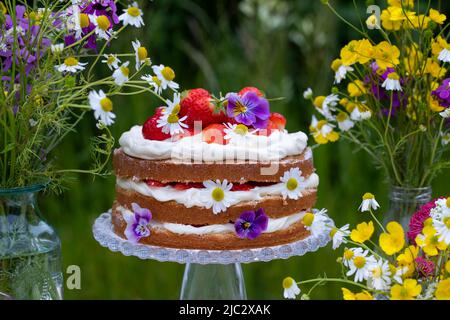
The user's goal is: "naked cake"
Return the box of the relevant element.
[111,87,319,250]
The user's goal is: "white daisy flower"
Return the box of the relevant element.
[303,88,313,100]
[164,92,181,114]
[55,57,87,73]
[342,247,363,268]
[349,103,372,121]
[368,259,391,291]
[335,65,354,84]
[438,48,450,63]
[152,64,179,91]
[359,192,380,212]
[382,72,402,91]
[141,74,163,95]
[202,179,234,214]
[132,39,149,71]
[51,43,64,53]
[90,14,111,40]
[156,93,188,135]
[346,250,376,283]
[223,123,257,143]
[441,132,450,146]
[330,224,350,250]
[101,54,121,70]
[88,90,116,126]
[393,265,409,284]
[439,108,450,118]
[119,1,144,28]
[431,198,450,245]
[280,168,307,200]
[112,61,130,86]
[336,111,354,131]
[316,94,339,120]
[75,12,90,38]
[302,209,330,237]
[282,277,300,299]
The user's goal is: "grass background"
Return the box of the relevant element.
[41,0,449,299]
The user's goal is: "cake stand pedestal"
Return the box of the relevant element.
[92,210,333,300]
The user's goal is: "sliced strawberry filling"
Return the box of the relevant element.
[143,179,277,190]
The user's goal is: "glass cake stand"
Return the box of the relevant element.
[92,209,333,299]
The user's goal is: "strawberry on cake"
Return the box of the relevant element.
[111,87,320,250]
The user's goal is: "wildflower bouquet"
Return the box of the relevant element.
[282,194,450,300]
[0,0,180,190]
[305,0,450,188]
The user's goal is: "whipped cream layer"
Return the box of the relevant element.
[118,206,306,235]
[117,173,319,209]
[119,125,308,161]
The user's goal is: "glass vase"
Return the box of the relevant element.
[383,186,432,232]
[0,184,63,300]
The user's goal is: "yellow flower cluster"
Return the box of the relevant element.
[381,6,446,31]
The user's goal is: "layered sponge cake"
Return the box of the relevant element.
[111,87,319,250]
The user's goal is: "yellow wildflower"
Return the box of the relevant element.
[341,288,373,300]
[309,119,339,145]
[432,36,450,57]
[356,39,374,64]
[347,80,366,97]
[425,58,446,79]
[390,279,422,300]
[429,8,446,25]
[409,14,431,29]
[430,97,446,113]
[313,96,325,108]
[350,221,374,243]
[446,261,450,274]
[340,39,373,66]
[339,98,349,107]
[435,279,450,300]
[415,225,447,256]
[381,7,403,31]
[387,0,414,8]
[397,245,418,278]
[379,221,405,255]
[374,41,400,70]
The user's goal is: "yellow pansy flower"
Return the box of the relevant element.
[415,225,447,256]
[435,279,450,300]
[429,8,446,25]
[379,221,405,255]
[341,288,373,300]
[374,41,400,70]
[350,221,374,243]
[387,0,414,8]
[347,80,366,97]
[390,279,422,300]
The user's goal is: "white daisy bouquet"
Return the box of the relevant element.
[282,194,450,300]
[305,0,450,188]
[0,0,180,190]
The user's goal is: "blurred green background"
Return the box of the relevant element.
[42,0,449,299]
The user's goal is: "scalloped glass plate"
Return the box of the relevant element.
[92,209,334,265]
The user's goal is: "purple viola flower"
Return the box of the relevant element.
[84,0,119,25]
[124,203,152,243]
[226,92,270,129]
[432,78,450,108]
[234,208,269,240]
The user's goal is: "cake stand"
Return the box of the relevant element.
[92,210,333,299]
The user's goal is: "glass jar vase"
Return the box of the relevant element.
[0,184,63,300]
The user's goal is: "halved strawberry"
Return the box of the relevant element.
[142,107,171,141]
[172,182,204,190]
[145,179,167,187]
[202,124,227,144]
[238,87,264,97]
[172,127,196,141]
[231,183,254,191]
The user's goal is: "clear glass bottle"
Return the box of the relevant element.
[0,184,63,300]
[383,186,432,232]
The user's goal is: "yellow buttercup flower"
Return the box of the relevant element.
[396,245,418,278]
[350,221,374,243]
[341,288,373,300]
[389,6,416,22]
[430,97,446,113]
[390,279,422,300]
[347,80,366,97]
[374,41,400,70]
[425,58,446,79]
[432,36,450,56]
[429,8,446,25]
[415,225,447,256]
[387,0,414,8]
[340,39,373,66]
[435,279,450,300]
[379,221,405,255]
[380,7,403,31]
[409,14,431,29]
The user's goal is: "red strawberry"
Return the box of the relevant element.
[172,127,195,141]
[231,183,254,191]
[238,87,264,97]
[142,107,171,141]
[202,124,227,144]
[180,88,227,128]
[173,182,204,190]
[145,179,167,187]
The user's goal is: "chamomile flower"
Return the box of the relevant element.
[280,168,307,200]
[431,198,450,245]
[382,72,402,91]
[102,54,121,70]
[368,259,391,291]
[342,247,363,268]
[301,209,330,237]
[51,43,64,53]
[438,48,450,63]
[331,59,354,84]
[441,132,450,146]
[303,88,313,100]
[282,277,300,299]
[309,116,340,144]
[90,14,111,40]
[359,192,380,212]
[88,90,116,126]
[223,123,257,143]
[336,111,354,131]
[141,74,162,95]
[202,179,234,214]
[330,224,350,250]
[346,249,376,283]
[439,108,450,118]
[119,2,144,28]
[152,64,179,91]
[156,106,188,136]
[112,61,130,86]
[56,57,87,73]
[132,40,149,71]
[314,94,339,120]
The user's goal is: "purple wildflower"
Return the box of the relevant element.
[432,78,450,108]
[124,203,152,243]
[226,92,270,129]
[415,256,435,277]
[234,208,268,240]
